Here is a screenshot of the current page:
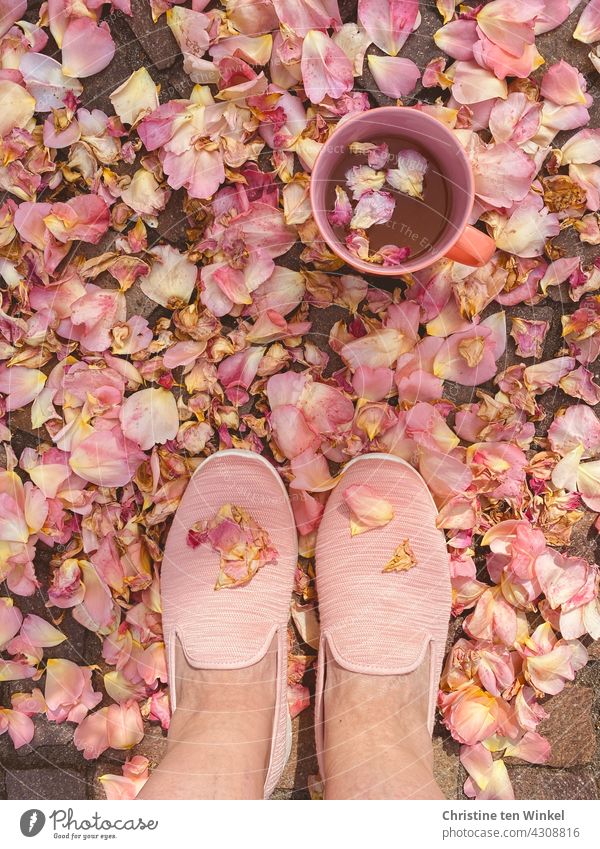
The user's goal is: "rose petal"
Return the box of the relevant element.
[541,60,590,106]
[574,0,600,43]
[386,149,428,198]
[328,185,353,227]
[382,538,417,572]
[119,388,179,451]
[0,0,26,39]
[343,483,394,535]
[0,598,23,650]
[350,190,395,229]
[61,19,116,78]
[358,0,419,56]
[0,80,36,136]
[141,245,198,308]
[19,53,83,112]
[367,54,420,98]
[109,67,159,125]
[69,428,146,488]
[561,128,600,165]
[448,61,508,104]
[300,30,353,104]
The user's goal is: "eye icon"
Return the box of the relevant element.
[20,810,46,837]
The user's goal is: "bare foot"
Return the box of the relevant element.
[138,638,276,799]
[322,645,445,799]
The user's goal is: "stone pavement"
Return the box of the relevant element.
[1,0,600,801]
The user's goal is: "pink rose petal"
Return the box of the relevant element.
[62,18,116,78]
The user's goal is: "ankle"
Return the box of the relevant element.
[174,644,277,711]
[322,653,438,798]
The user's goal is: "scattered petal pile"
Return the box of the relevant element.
[0,0,599,802]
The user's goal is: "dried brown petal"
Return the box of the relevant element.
[382,539,418,573]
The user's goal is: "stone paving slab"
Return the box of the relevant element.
[5,768,88,801]
[508,766,598,801]
[538,688,597,769]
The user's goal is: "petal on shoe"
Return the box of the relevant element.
[382,538,418,572]
[342,483,394,535]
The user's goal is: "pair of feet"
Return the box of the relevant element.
[139,451,451,800]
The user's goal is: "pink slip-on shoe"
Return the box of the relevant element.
[314,453,452,776]
[161,449,297,798]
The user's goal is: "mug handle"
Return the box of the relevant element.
[445,224,496,267]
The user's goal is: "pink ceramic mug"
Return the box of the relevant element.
[309,106,496,276]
